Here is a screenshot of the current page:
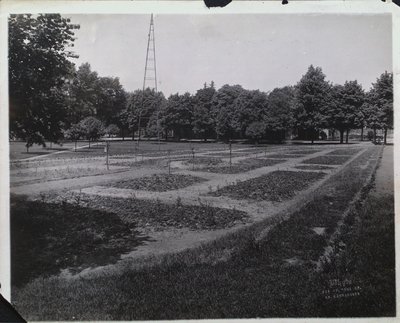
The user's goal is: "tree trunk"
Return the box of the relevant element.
[340,130,344,144]
[373,127,376,144]
[384,128,387,145]
[132,128,135,141]
[26,145,29,153]
[345,129,349,144]
[74,141,77,152]
[88,140,91,148]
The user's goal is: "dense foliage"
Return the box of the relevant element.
[9,14,393,147]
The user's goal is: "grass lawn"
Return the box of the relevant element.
[210,170,325,201]
[12,146,385,320]
[9,141,74,160]
[107,174,207,191]
[316,193,395,317]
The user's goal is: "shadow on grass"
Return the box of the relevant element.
[10,195,150,287]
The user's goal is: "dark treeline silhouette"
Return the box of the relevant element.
[9,14,393,151]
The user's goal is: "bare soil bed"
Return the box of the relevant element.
[302,155,351,165]
[108,174,206,191]
[196,158,285,174]
[209,170,325,201]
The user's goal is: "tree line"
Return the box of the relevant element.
[9,14,393,151]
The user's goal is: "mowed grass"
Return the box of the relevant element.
[210,170,325,201]
[316,193,395,317]
[107,174,206,191]
[12,146,385,320]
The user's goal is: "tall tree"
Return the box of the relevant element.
[232,89,268,138]
[212,84,244,140]
[79,116,105,147]
[293,65,331,143]
[161,92,193,140]
[9,14,80,150]
[96,76,127,125]
[125,88,166,139]
[264,86,295,140]
[326,81,365,143]
[66,63,99,124]
[367,71,393,144]
[192,82,217,141]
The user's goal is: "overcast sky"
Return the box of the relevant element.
[68,14,392,96]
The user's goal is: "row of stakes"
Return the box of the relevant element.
[104,141,269,173]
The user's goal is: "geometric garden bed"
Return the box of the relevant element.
[209,170,326,201]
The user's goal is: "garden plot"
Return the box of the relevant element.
[266,154,306,159]
[282,149,322,155]
[183,157,223,166]
[10,194,145,287]
[107,174,207,192]
[294,165,336,171]
[301,155,351,165]
[10,163,127,186]
[44,192,248,231]
[195,158,286,174]
[206,151,254,158]
[326,148,362,155]
[209,170,326,201]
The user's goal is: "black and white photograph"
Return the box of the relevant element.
[1,1,397,321]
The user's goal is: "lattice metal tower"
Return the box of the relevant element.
[137,14,158,145]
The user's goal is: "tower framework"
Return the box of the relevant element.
[137,14,158,146]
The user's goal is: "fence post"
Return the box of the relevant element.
[105,141,110,170]
[168,150,171,175]
[191,147,195,171]
[229,140,232,171]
